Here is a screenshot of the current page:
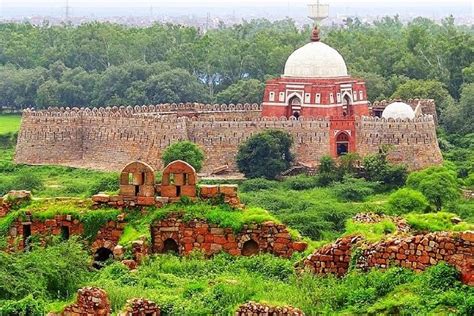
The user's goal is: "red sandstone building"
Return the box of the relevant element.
[262,27,371,157]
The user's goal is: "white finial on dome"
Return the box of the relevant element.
[382,102,415,120]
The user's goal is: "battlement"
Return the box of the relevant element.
[15,100,442,173]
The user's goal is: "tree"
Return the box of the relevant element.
[388,188,430,214]
[442,83,474,135]
[407,166,459,211]
[236,130,293,179]
[162,141,205,172]
[215,79,265,104]
[391,79,454,116]
[363,149,408,188]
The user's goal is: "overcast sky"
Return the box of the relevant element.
[1,0,472,8]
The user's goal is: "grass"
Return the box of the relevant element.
[0,115,21,134]
[344,218,397,242]
[404,212,474,233]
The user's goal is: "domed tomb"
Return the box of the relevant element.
[283,28,348,78]
[382,102,415,120]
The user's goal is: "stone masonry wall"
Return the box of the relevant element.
[304,232,474,286]
[6,214,84,252]
[151,215,307,257]
[356,231,473,285]
[235,302,305,316]
[15,102,442,172]
[356,115,442,170]
[62,287,111,316]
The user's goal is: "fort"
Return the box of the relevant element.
[14,100,441,174]
[14,26,443,174]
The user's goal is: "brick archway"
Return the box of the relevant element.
[336,132,350,156]
[287,95,302,119]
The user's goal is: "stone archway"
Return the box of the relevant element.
[162,238,179,254]
[336,132,350,156]
[93,247,114,269]
[241,239,259,256]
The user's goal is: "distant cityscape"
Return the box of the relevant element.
[0,3,473,27]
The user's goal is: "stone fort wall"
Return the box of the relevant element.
[15,103,442,172]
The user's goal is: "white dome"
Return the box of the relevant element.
[382,102,415,120]
[283,42,348,78]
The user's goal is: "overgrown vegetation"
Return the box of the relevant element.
[1,241,473,315]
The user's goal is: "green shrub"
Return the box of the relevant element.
[162,141,205,172]
[420,262,460,292]
[404,212,474,232]
[387,188,430,214]
[0,295,45,315]
[284,175,319,191]
[344,219,396,241]
[10,171,44,192]
[363,152,408,189]
[236,130,293,179]
[407,166,459,211]
[88,173,119,195]
[240,178,280,192]
[332,177,376,202]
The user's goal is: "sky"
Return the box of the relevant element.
[0,0,472,18]
[1,0,472,8]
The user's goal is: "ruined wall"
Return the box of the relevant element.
[15,102,442,173]
[61,287,111,316]
[235,302,305,316]
[304,232,474,286]
[151,215,307,258]
[356,115,443,170]
[6,214,84,252]
[357,231,473,285]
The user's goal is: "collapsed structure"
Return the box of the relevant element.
[14,27,442,174]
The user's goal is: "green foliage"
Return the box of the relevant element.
[420,262,460,292]
[387,188,430,214]
[236,130,293,179]
[0,239,90,302]
[391,79,454,115]
[240,178,280,192]
[215,79,265,104]
[0,295,45,315]
[442,83,474,135]
[88,173,119,195]
[81,209,122,241]
[332,177,377,202]
[162,141,205,172]
[404,212,474,232]
[283,175,319,191]
[344,219,397,242]
[407,166,459,211]
[362,151,408,189]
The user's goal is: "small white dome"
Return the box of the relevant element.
[283,42,348,78]
[382,102,415,120]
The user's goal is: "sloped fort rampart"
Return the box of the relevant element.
[15,103,442,172]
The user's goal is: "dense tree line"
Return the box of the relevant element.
[0,17,472,134]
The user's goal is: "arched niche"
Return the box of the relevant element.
[241,239,259,256]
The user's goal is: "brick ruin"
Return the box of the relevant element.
[151,215,307,257]
[61,287,111,316]
[119,298,160,316]
[235,302,305,316]
[93,160,242,208]
[304,231,474,286]
[14,101,442,174]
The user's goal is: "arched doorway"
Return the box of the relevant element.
[162,238,179,254]
[342,94,352,116]
[336,132,350,156]
[288,95,301,119]
[93,247,114,269]
[241,239,259,256]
